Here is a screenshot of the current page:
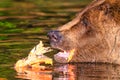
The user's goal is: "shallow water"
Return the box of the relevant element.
[1,0,120,80]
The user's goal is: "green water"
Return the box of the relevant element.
[0,0,95,80]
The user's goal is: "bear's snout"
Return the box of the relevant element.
[48,30,62,43]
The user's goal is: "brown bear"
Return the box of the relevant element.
[48,0,120,64]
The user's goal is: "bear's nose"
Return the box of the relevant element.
[47,30,61,42]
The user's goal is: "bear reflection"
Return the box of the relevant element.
[53,63,120,80]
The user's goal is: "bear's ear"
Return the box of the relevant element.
[106,0,119,4]
[105,0,120,23]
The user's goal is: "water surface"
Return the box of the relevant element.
[15,63,120,80]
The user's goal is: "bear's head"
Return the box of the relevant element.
[48,0,120,64]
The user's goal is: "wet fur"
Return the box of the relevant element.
[56,0,120,64]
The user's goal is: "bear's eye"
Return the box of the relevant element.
[81,17,89,27]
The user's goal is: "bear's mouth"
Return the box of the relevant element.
[54,49,75,63]
[47,30,75,63]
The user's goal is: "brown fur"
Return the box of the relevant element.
[55,0,120,64]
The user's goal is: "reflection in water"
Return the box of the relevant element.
[15,63,120,80]
[15,66,52,80]
[53,64,76,80]
[16,71,52,80]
